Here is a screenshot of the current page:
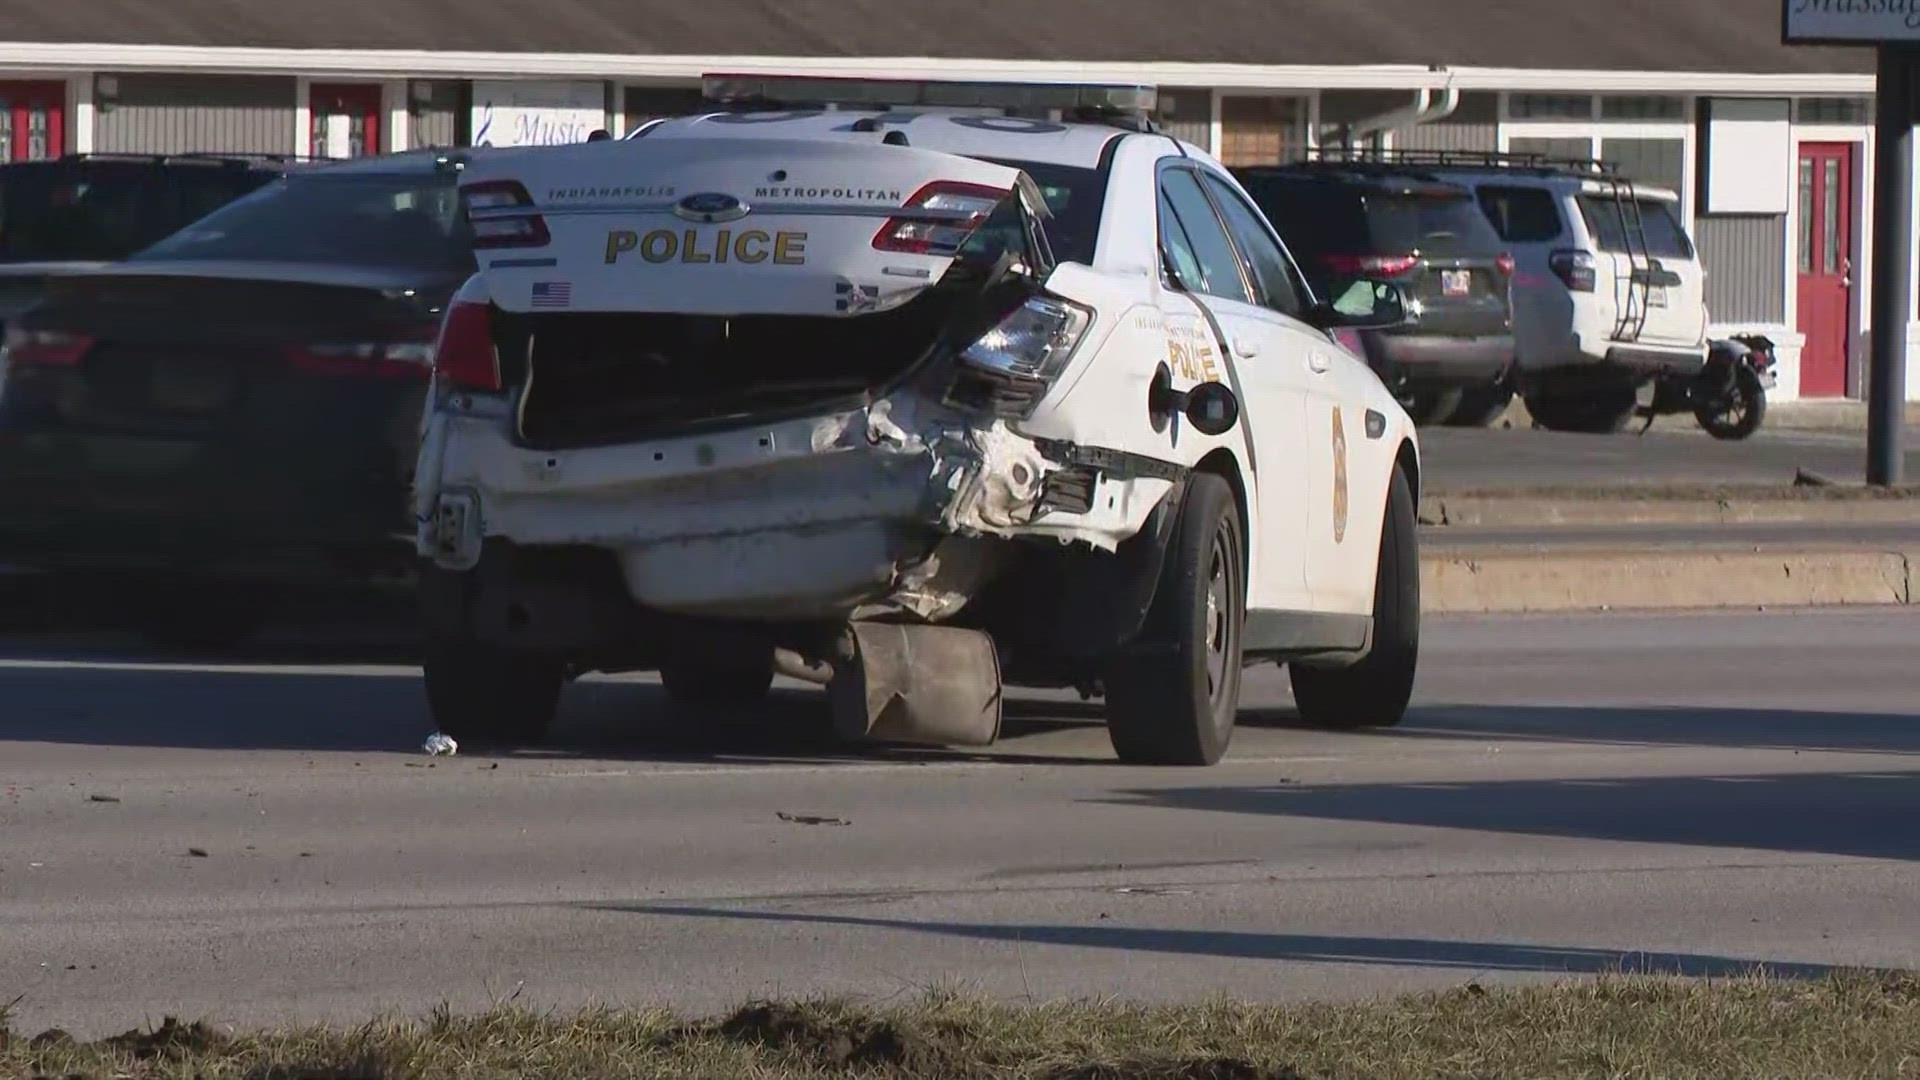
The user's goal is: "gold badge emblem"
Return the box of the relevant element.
[1331,407,1348,543]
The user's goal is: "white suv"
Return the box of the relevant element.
[1445,163,1709,432]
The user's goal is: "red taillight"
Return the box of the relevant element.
[1496,253,1516,278]
[1549,249,1598,293]
[1,327,93,367]
[465,180,550,250]
[873,181,1008,256]
[287,337,435,382]
[432,299,501,392]
[1321,254,1420,277]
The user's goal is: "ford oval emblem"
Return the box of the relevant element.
[673,192,749,223]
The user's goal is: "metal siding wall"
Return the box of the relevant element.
[409,81,466,148]
[1313,90,1495,152]
[1317,90,1410,132]
[1153,89,1212,149]
[1696,214,1787,324]
[1508,136,1594,162]
[1397,92,1499,153]
[94,75,295,155]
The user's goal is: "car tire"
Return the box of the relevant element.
[422,635,565,747]
[660,647,777,706]
[1445,384,1515,428]
[1696,365,1767,441]
[1290,464,1419,730]
[1104,472,1245,766]
[1524,384,1638,434]
[1402,387,1465,427]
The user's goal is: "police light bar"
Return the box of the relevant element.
[701,74,1158,116]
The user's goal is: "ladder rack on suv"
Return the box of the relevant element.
[1292,147,1659,344]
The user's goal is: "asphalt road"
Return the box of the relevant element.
[1420,423,1920,491]
[3,609,1918,1035]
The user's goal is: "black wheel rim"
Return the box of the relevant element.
[1204,522,1234,704]
[1711,384,1749,430]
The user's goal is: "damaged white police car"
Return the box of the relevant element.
[413,77,1422,766]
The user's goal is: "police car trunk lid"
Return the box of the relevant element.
[463,138,1025,317]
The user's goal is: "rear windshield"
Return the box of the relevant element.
[136,172,473,270]
[0,164,270,263]
[984,159,1108,266]
[1248,180,1506,261]
[1576,196,1694,261]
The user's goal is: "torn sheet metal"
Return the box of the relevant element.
[420,390,1113,619]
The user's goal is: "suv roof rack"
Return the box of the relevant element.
[1267,146,1626,179]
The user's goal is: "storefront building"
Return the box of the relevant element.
[4,0,1914,398]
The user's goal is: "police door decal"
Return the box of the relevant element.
[1331,406,1348,543]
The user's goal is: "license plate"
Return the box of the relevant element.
[1441,269,1471,297]
[1647,286,1669,308]
[149,359,235,413]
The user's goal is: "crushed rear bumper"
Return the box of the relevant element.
[415,392,1167,624]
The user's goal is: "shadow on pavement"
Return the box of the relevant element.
[1101,767,1920,862]
[0,659,1104,765]
[1329,702,1920,758]
[587,902,1886,980]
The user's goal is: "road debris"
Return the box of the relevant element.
[187,848,209,858]
[87,794,121,803]
[777,812,851,827]
[423,732,459,757]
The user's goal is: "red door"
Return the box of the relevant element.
[309,83,383,159]
[0,81,65,161]
[1796,142,1856,398]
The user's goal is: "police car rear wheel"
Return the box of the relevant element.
[1291,465,1419,730]
[1104,473,1244,766]
[422,635,564,747]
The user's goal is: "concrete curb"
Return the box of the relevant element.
[1422,548,1916,614]
[1420,494,1920,528]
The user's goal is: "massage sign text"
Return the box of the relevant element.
[1785,0,1920,41]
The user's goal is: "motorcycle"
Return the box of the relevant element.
[1637,333,1778,440]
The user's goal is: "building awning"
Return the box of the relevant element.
[0,0,1872,77]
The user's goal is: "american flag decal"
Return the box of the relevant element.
[531,281,572,308]
[835,281,880,313]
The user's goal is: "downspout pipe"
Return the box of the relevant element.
[1335,78,1461,148]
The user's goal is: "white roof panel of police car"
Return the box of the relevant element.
[623,76,1183,170]
[633,110,1160,170]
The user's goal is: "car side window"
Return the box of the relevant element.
[1158,190,1209,291]
[1200,172,1307,317]
[1157,168,1251,304]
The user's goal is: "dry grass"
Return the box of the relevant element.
[5,973,1919,1079]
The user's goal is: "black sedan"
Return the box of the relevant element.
[0,150,477,647]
